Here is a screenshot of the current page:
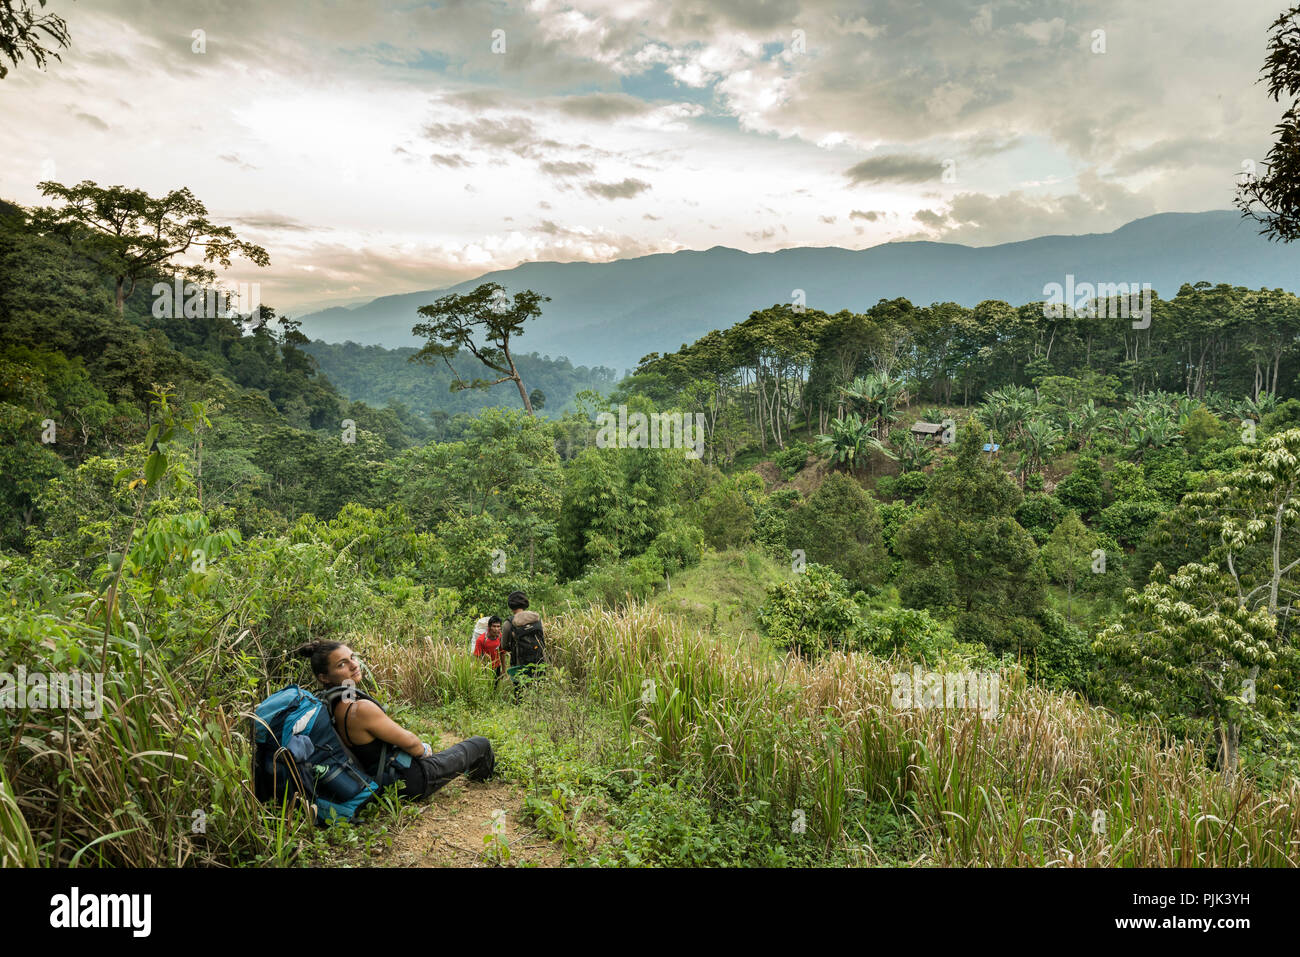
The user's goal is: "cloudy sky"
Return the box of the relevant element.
[0,0,1287,313]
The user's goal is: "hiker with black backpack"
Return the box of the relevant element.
[297,640,495,799]
[500,590,545,700]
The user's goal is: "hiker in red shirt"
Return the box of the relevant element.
[474,616,504,680]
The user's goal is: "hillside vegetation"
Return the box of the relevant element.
[2,189,1299,868]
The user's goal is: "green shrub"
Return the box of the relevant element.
[648,519,704,575]
[877,500,918,556]
[1096,499,1166,549]
[891,470,929,502]
[857,606,952,665]
[1015,492,1066,546]
[699,482,756,550]
[569,555,665,608]
[1055,456,1105,516]
[753,488,801,562]
[757,563,862,658]
[1029,607,1096,694]
[785,473,887,592]
[772,441,811,479]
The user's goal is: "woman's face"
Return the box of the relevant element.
[322,645,362,686]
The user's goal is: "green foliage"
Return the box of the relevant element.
[568,555,666,608]
[785,472,887,591]
[8,175,1300,869]
[753,486,801,556]
[896,422,1045,655]
[30,180,269,313]
[1039,511,1097,595]
[0,0,72,78]
[1096,562,1299,772]
[556,437,692,581]
[1182,406,1227,450]
[595,775,815,867]
[426,512,510,617]
[1015,492,1066,546]
[757,563,862,658]
[1029,607,1096,693]
[883,469,929,503]
[304,340,617,424]
[1235,5,1300,242]
[816,412,896,472]
[1054,455,1106,516]
[876,500,918,561]
[410,282,549,415]
[890,429,935,474]
[1096,499,1166,550]
[858,606,960,666]
[697,479,756,550]
[646,519,704,577]
[771,440,810,479]
[1261,398,1300,435]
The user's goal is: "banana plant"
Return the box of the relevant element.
[978,386,1034,445]
[841,372,911,439]
[816,413,897,473]
[1236,391,1278,423]
[1015,416,1063,485]
[1066,399,1105,450]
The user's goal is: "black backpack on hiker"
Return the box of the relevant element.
[509,616,546,666]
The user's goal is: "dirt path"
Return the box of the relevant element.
[374,734,566,868]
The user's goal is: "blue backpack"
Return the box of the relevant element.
[251,684,412,826]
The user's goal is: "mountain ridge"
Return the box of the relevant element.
[298,210,1300,371]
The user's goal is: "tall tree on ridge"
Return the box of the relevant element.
[29,180,270,314]
[410,281,548,416]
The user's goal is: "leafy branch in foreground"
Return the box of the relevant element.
[1236,4,1300,241]
[0,0,70,79]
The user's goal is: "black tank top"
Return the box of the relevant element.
[334,699,386,777]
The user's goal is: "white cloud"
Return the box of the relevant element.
[0,0,1281,312]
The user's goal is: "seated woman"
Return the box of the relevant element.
[295,640,494,799]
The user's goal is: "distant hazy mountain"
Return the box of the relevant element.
[298,210,1300,373]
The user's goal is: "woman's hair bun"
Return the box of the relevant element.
[294,641,319,658]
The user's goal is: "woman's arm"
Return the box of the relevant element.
[348,699,425,757]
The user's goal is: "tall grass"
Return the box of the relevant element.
[536,602,1300,866]
[8,573,1295,867]
[1,614,316,867]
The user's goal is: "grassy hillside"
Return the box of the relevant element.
[649,549,788,654]
[5,186,1299,870]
